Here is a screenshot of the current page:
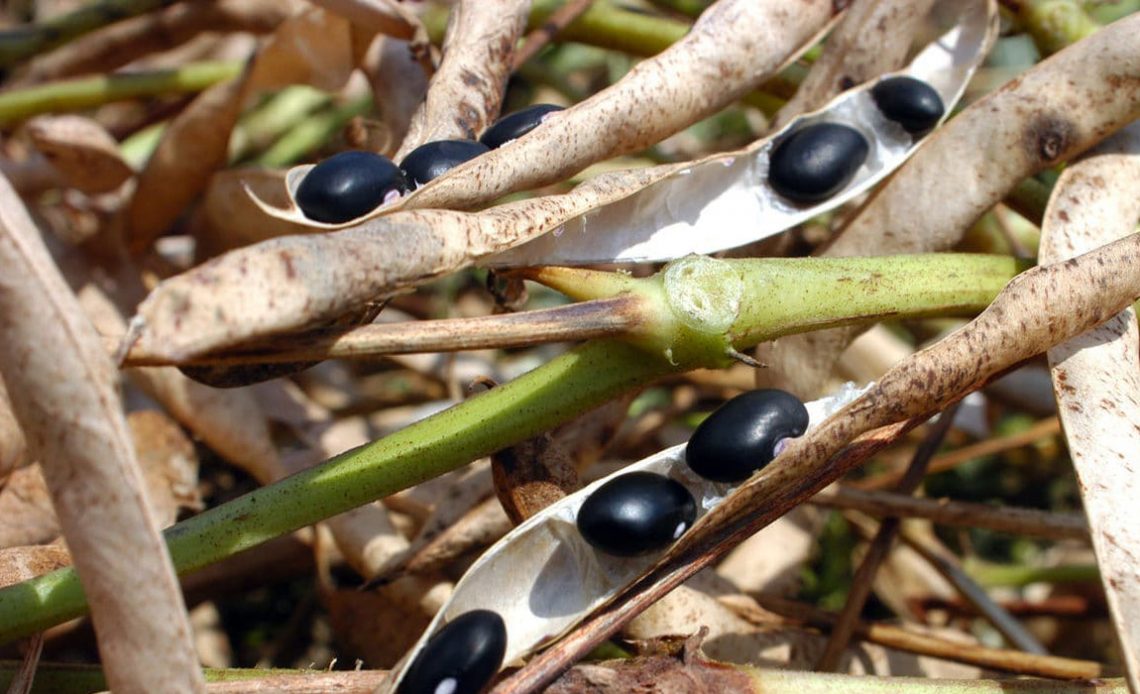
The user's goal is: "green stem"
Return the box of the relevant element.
[1019,0,1101,55]
[967,561,1100,588]
[0,0,173,69]
[0,60,243,125]
[530,0,689,57]
[0,254,1024,642]
[230,86,330,164]
[0,341,671,641]
[728,255,1028,348]
[255,94,372,167]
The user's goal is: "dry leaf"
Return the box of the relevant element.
[0,465,59,549]
[0,378,26,478]
[0,173,202,692]
[1040,123,1140,690]
[127,409,202,528]
[0,545,71,589]
[24,115,133,194]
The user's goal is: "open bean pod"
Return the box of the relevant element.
[380,383,870,693]
[488,0,996,265]
[248,0,994,266]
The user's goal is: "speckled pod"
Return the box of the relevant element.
[380,384,869,693]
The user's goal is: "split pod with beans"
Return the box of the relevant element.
[396,609,507,694]
[479,103,564,149]
[253,0,990,243]
[485,0,994,266]
[400,140,490,189]
[686,389,810,483]
[382,384,870,693]
[294,151,407,224]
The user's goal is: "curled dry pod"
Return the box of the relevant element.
[295,151,407,223]
[685,389,809,483]
[576,471,697,557]
[397,609,507,694]
[400,140,490,189]
[767,122,870,204]
[479,103,564,149]
[871,76,945,135]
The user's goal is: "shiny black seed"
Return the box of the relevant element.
[479,104,564,149]
[767,122,869,204]
[295,150,407,223]
[398,610,507,694]
[400,139,489,188]
[871,76,944,136]
[577,472,697,557]
[685,389,809,483]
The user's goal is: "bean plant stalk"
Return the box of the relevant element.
[0,253,1023,642]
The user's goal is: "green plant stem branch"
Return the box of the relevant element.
[0,254,1025,642]
[0,341,671,641]
[255,94,372,167]
[0,60,243,125]
[968,561,1100,588]
[0,0,174,69]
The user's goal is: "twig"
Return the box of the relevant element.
[746,594,1109,680]
[815,402,960,671]
[897,527,1048,655]
[854,416,1061,491]
[513,0,595,70]
[122,297,641,366]
[809,487,1088,542]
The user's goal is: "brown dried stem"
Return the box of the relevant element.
[809,487,1088,542]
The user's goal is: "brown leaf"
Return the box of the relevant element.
[0,545,71,589]
[492,433,580,525]
[127,409,201,528]
[359,36,431,158]
[24,115,133,194]
[0,465,59,549]
[0,173,203,691]
[1040,123,1140,690]
[0,378,26,479]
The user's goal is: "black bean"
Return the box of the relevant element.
[685,389,809,483]
[400,140,489,188]
[479,104,563,149]
[398,610,507,694]
[767,122,869,204]
[295,150,407,223]
[871,76,944,136]
[577,472,696,557]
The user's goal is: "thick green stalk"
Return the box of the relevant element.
[727,255,1028,348]
[0,254,1024,642]
[0,60,242,125]
[0,341,670,641]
